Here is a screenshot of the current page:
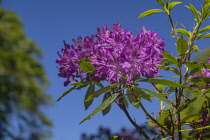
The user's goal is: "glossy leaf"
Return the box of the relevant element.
[56,85,77,102]
[137,78,185,88]
[138,9,164,18]
[80,92,120,124]
[102,92,112,116]
[177,35,188,56]
[162,51,178,65]
[140,88,172,105]
[84,84,95,110]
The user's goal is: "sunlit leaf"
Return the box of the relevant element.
[80,92,120,124]
[168,2,182,12]
[175,29,190,38]
[156,0,164,7]
[186,3,200,22]
[138,9,164,18]
[197,33,210,40]
[198,25,210,33]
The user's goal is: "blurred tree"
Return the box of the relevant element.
[194,47,210,63]
[0,4,52,140]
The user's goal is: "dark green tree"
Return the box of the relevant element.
[0,5,52,140]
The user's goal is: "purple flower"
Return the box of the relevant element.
[91,24,165,84]
[56,23,165,86]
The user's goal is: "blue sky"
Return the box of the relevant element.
[3,0,210,140]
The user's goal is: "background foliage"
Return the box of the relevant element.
[0,4,52,140]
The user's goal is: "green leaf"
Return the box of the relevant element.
[55,85,77,102]
[160,66,180,75]
[177,35,188,56]
[161,136,172,140]
[198,25,210,33]
[84,84,95,110]
[127,89,140,108]
[80,92,120,124]
[138,9,164,18]
[192,45,200,52]
[79,60,94,74]
[159,110,170,125]
[152,135,160,140]
[178,125,210,132]
[204,0,210,6]
[135,88,152,102]
[197,88,210,101]
[197,33,210,40]
[184,67,200,80]
[168,2,182,12]
[102,92,112,116]
[185,61,203,75]
[181,113,202,122]
[162,51,178,65]
[175,29,190,38]
[187,3,200,22]
[156,84,164,92]
[156,0,165,7]
[85,83,118,102]
[71,79,97,86]
[140,88,172,105]
[137,78,185,88]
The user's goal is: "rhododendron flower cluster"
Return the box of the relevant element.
[56,23,165,86]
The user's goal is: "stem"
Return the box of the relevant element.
[116,101,151,140]
[168,15,178,41]
[169,110,175,140]
[139,102,172,135]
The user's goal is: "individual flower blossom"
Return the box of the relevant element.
[56,23,165,86]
